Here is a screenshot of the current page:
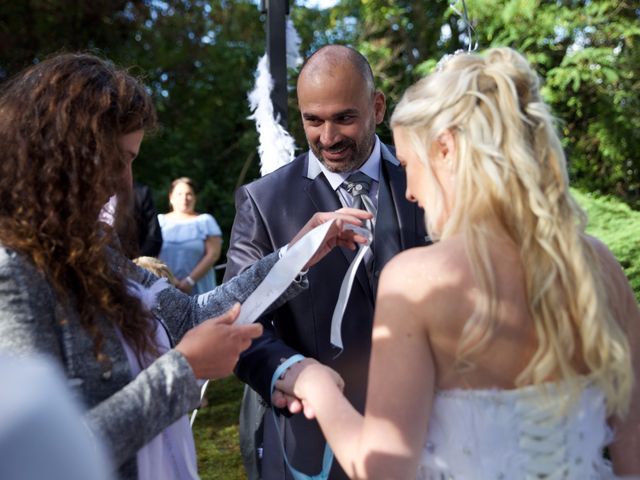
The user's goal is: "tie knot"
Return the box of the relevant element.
[342,172,372,197]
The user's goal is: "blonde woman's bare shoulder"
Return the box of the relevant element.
[585,235,639,326]
[383,236,469,278]
[586,235,629,286]
[378,237,472,319]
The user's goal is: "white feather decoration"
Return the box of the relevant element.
[247,18,302,177]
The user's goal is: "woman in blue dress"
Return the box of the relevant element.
[159,177,223,295]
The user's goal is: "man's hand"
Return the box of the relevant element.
[288,208,372,270]
[272,358,344,418]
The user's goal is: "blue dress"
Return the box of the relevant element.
[158,213,222,295]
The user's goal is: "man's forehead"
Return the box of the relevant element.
[298,75,369,109]
[301,104,360,119]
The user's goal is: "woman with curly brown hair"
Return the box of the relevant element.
[0,53,370,480]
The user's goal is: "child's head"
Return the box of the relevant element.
[133,256,178,286]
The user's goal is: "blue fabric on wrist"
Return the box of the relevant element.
[270,354,334,480]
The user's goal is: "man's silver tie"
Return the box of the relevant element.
[341,172,376,235]
[341,171,377,293]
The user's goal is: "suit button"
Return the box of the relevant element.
[374,270,380,277]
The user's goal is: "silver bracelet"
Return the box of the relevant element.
[185,275,196,287]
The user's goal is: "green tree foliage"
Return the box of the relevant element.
[0,0,268,242]
[463,0,640,207]
[0,0,151,80]
[125,0,266,233]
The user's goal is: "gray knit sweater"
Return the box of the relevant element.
[0,245,304,479]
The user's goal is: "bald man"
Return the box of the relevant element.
[225,45,429,480]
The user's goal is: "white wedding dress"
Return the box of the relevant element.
[417,380,619,479]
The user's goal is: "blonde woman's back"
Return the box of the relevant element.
[389,233,635,479]
[414,233,542,391]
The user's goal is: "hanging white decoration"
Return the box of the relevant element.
[247,18,302,177]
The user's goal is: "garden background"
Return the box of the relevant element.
[1,1,638,478]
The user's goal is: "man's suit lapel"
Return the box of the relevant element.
[305,172,341,213]
[374,164,401,270]
[382,145,417,251]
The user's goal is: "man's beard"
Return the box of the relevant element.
[313,134,374,174]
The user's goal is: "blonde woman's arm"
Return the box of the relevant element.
[593,239,640,476]
[608,288,640,474]
[278,249,437,479]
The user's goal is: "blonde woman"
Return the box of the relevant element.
[276,48,640,479]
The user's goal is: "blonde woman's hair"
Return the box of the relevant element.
[391,47,632,415]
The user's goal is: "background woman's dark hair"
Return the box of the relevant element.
[0,53,157,361]
[168,177,198,212]
[169,177,198,196]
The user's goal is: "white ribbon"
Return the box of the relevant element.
[235,220,332,325]
[235,220,372,355]
[329,242,369,351]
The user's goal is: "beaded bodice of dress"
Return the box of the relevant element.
[417,382,616,480]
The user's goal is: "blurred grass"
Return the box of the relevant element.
[193,376,246,480]
[192,188,640,480]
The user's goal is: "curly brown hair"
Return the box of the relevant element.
[0,53,158,362]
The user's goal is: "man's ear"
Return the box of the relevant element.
[373,91,386,124]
